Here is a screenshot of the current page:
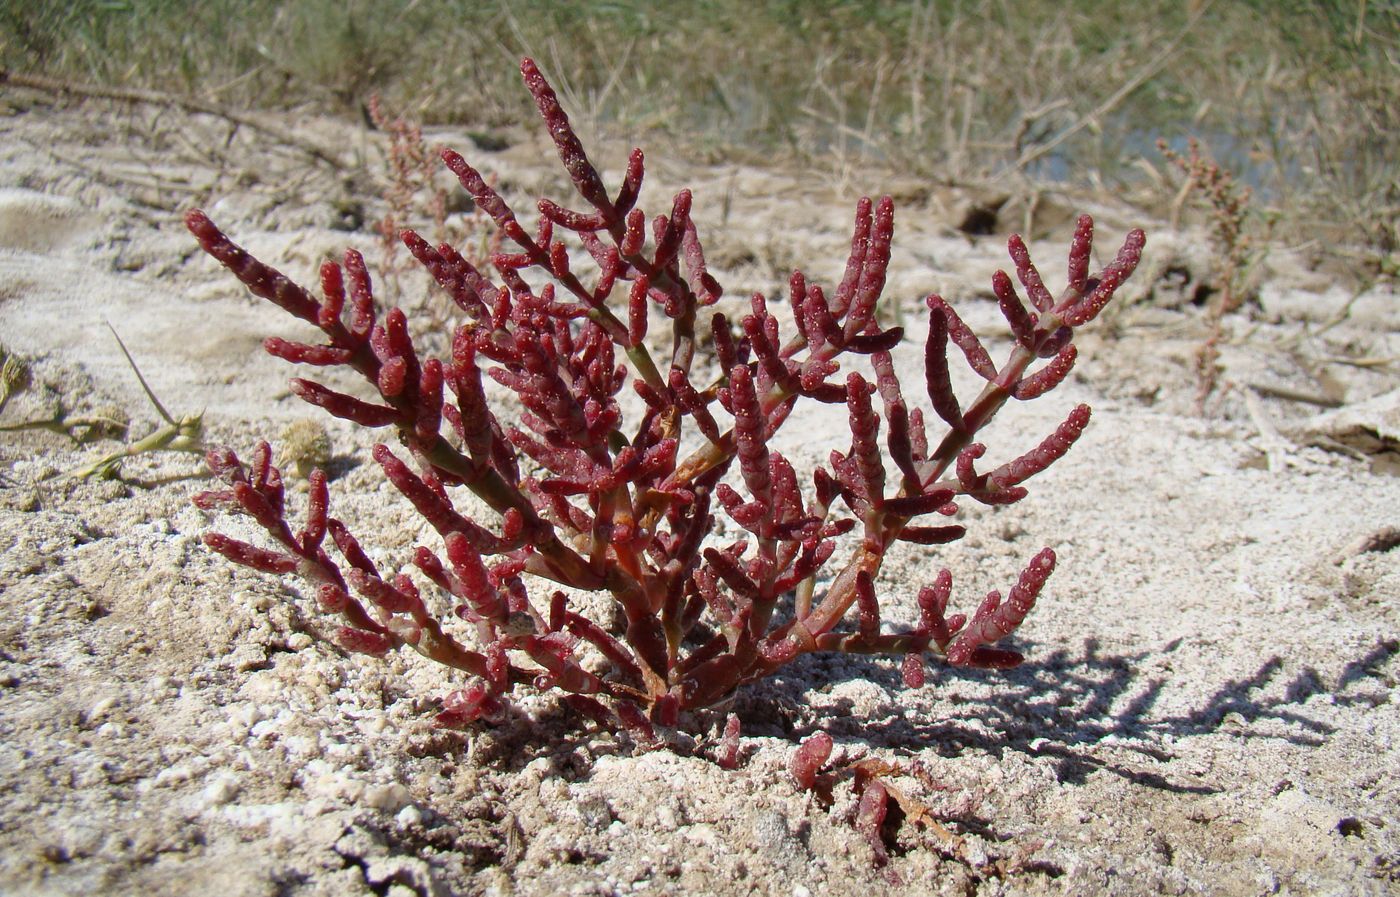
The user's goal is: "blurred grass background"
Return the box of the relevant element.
[2,0,1396,255]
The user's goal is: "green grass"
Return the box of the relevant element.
[2,0,1397,254]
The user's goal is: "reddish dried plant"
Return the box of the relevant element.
[367,94,447,286]
[368,95,503,326]
[1159,136,1252,311]
[187,58,1145,745]
[1159,137,1256,411]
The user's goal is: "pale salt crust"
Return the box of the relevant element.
[0,95,1397,896]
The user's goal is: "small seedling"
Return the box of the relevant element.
[0,343,30,416]
[68,327,206,480]
[277,419,333,481]
[0,343,129,446]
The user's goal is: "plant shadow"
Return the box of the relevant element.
[746,636,1399,796]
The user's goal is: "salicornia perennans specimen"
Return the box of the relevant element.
[188,58,1145,742]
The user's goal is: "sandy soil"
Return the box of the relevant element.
[0,87,1397,897]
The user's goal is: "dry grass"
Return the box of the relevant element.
[2,1,1395,257]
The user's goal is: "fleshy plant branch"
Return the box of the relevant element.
[188,58,1145,741]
